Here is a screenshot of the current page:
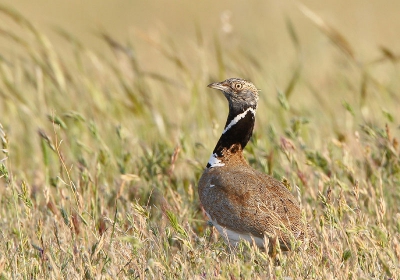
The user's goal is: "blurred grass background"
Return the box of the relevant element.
[0,0,399,278]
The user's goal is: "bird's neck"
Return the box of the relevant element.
[207,104,257,168]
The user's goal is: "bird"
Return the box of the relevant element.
[198,78,313,253]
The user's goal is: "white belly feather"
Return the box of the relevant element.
[205,212,267,248]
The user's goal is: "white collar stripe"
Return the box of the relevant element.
[222,107,256,134]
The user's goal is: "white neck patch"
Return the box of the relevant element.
[222,107,256,134]
[207,153,225,168]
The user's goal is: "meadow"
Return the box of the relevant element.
[0,1,399,279]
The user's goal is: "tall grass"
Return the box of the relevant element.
[0,3,399,279]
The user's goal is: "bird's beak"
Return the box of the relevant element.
[207,82,229,92]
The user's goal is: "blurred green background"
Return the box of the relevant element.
[3,0,400,69]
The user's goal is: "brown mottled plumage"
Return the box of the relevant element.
[198,78,313,253]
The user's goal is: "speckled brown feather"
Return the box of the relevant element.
[199,144,307,250]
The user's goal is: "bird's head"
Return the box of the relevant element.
[207,78,259,110]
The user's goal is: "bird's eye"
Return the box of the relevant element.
[234,83,243,90]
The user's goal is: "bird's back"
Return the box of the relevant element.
[198,149,306,250]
